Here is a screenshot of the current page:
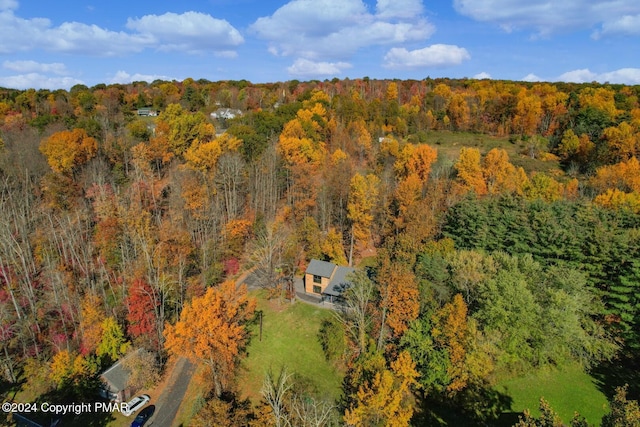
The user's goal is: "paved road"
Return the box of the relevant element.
[148,357,195,427]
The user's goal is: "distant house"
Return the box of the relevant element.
[99,349,140,402]
[304,260,355,303]
[137,108,157,116]
[210,108,243,120]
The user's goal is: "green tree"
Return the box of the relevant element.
[96,317,130,364]
[318,317,347,363]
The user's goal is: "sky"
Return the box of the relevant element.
[0,0,639,90]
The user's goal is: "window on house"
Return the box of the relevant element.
[313,275,322,284]
[313,285,321,294]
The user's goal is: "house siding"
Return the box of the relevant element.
[304,273,331,294]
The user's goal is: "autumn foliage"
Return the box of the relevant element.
[3,76,640,425]
[164,281,256,397]
[39,128,97,174]
[126,278,160,350]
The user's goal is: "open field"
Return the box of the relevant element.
[423,130,564,177]
[238,291,344,403]
[495,363,609,426]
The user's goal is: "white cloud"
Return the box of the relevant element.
[3,60,67,75]
[558,68,640,84]
[376,0,424,19]
[0,73,84,90]
[108,70,174,85]
[383,45,470,69]
[0,9,242,57]
[251,0,434,59]
[473,72,491,79]
[126,11,244,53]
[0,0,17,11]
[0,9,152,55]
[595,14,640,38]
[453,0,640,37]
[522,73,542,82]
[287,58,352,77]
[598,68,640,84]
[558,68,597,83]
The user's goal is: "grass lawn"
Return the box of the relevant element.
[495,363,609,426]
[238,291,344,404]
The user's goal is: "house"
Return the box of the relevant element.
[137,108,157,116]
[210,108,243,120]
[99,349,140,402]
[304,260,355,302]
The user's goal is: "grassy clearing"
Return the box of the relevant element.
[423,130,563,177]
[238,290,343,404]
[495,363,609,426]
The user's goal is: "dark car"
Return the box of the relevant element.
[130,405,155,427]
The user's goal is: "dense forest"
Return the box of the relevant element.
[0,76,639,426]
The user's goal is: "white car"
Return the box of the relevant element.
[122,394,150,417]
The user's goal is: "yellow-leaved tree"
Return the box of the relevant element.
[344,351,419,427]
[482,148,528,195]
[39,128,98,174]
[455,147,487,195]
[431,294,471,393]
[347,173,380,265]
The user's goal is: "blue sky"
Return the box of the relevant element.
[1,0,639,89]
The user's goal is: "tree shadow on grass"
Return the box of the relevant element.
[414,382,516,427]
[10,379,116,427]
[0,375,26,400]
[1,376,27,426]
[590,352,640,402]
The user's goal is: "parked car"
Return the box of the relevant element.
[131,405,155,427]
[122,394,150,417]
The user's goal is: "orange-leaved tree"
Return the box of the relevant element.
[407,144,438,183]
[378,263,420,341]
[164,280,256,397]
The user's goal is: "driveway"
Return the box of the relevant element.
[147,357,195,427]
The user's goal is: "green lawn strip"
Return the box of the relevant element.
[238,291,343,404]
[495,363,609,426]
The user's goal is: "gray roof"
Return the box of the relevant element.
[324,266,355,297]
[100,349,140,392]
[306,259,337,278]
[101,362,129,392]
